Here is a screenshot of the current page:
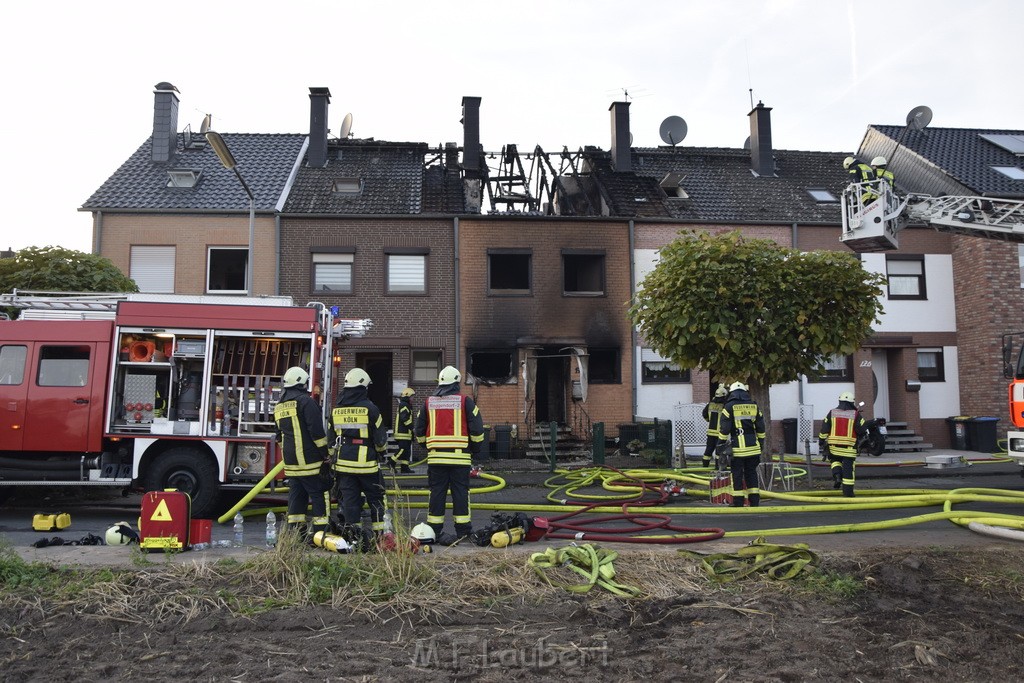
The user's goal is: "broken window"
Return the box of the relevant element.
[207,247,248,294]
[469,350,515,383]
[488,250,531,295]
[563,251,605,296]
[587,348,620,383]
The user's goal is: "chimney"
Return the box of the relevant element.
[445,142,460,175]
[308,87,331,168]
[461,96,482,179]
[610,101,631,172]
[749,101,775,176]
[151,82,180,163]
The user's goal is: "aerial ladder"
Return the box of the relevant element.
[841,183,1024,471]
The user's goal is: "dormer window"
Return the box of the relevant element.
[807,188,838,202]
[659,172,690,200]
[992,166,1024,180]
[166,169,201,188]
[333,177,363,194]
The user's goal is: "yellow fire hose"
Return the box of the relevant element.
[680,537,819,582]
[528,544,642,597]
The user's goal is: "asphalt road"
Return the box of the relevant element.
[3,456,1023,564]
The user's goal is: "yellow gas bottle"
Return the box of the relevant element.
[313,531,353,553]
[491,526,524,548]
[32,513,71,532]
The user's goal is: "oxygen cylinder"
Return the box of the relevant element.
[491,526,525,548]
[313,531,353,553]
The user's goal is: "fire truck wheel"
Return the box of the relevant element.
[144,448,220,518]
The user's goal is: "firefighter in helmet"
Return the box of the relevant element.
[818,391,867,497]
[330,368,389,542]
[413,365,485,545]
[844,156,878,205]
[871,156,895,191]
[717,381,766,507]
[702,384,728,468]
[392,387,416,474]
[274,366,332,541]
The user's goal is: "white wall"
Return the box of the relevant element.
[918,346,961,418]
[861,253,956,332]
[635,345,693,420]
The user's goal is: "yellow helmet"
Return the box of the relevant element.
[839,391,855,402]
[843,156,855,169]
[344,368,372,388]
[438,365,462,385]
[714,384,728,398]
[282,366,309,388]
[400,387,415,398]
[105,521,139,546]
[871,156,887,167]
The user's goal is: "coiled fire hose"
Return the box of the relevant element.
[679,536,819,582]
[528,544,642,597]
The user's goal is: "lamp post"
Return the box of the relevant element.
[205,131,255,296]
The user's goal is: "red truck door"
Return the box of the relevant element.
[22,341,106,453]
[0,343,30,450]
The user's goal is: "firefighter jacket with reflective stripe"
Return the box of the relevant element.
[394,398,413,444]
[702,399,725,435]
[718,390,766,458]
[274,387,330,478]
[875,166,894,189]
[414,384,485,466]
[330,386,388,474]
[819,404,866,458]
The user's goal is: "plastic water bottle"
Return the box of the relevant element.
[233,512,244,547]
[191,542,210,551]
[383,510,394,533]
[266,511,277,547]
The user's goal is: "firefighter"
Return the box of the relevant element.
[273,366,332,541]
[702,384,728,468]
[843,156,877,204]
[818,391,867,497]
[392,387,416,474]
[871,156,895,192]
[330,368,389,541]
[717,381,766,507]
[413,365,485,545]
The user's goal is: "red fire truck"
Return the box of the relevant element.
[0,291,362,517]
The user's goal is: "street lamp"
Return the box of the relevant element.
[205,131,255,296]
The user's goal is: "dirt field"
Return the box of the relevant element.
[1,541,1022,682]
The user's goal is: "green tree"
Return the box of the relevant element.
[628,231,886,450]
[0,246,137,318]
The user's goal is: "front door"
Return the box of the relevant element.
[0,343,30,451]
[23,342,101,453]
[357,353,393,430]
[535,350,567,425]
[871,349,890,420]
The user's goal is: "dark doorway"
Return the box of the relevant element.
[356,353,393,430]
[535,349,567,424]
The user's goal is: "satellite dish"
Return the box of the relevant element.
[183,124,192,148]
[659,116,687,146]
[340,113,353,139]
[906,105,932,131]
[743,136,750,150]
[199,114,212,135]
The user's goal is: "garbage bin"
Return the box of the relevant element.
[493,424,512,458]
[967,416,999,453]
[477,424,492,460]
[782,418,798,455]
[946,416,971,450]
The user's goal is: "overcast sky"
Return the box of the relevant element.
[2,0,1022,253]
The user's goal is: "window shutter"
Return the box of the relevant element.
[130,246,175,293]
[389,255,425,293]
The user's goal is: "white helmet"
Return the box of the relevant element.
[839,391,855,402]
[410,522,436,542]
[729,381,748,392]
[438,365,462,385]
[344,368,372,388]
[714,384,728,398]
[105,521,139,546]
[843,156,855,169]
[871,156,887,167]
[282,366,309,388]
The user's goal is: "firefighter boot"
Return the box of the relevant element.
[842,485,855,498]
[702,459,711,468]
[748,493,760,507]
[730,496,745,508]
[831,468,843,490]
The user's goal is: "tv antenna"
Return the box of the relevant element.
[339,113,353,139]
[659,116,688,147]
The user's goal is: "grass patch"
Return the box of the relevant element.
[797,569,864,602]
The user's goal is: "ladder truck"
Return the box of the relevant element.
[0,291,370,517]
[841,182,1024,472]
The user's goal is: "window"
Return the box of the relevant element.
[992,166,1024,180]
[808,354,853,383]
[386,252,426,294]
[563,251,605,296]
[166,169,201,188]
[640,348,690,384]
[469,350,514,383]
[0,345,27,385]
[130,246,175,293]
[312,252,354,293]
[38,346,90,387]
[886,256,926,299]
[412,350,441,383]
[917,348,945,382]
[488,250,532,295]
[807,188,838,202]
[332,178,363,194]
[588,348,620,384]
[207,247,248,294]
